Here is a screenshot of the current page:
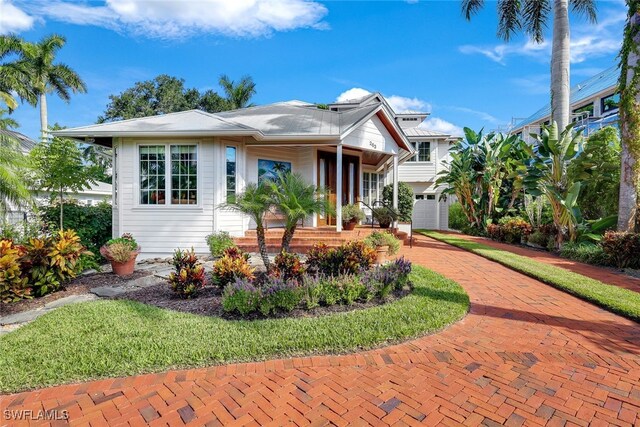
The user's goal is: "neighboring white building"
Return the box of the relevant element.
[54,93,452,256]
[509,66,620,141]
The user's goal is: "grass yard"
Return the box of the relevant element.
[419,230,640,322]
[0,265,468,393]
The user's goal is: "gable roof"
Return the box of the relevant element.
[513,66,619,129]
[52,98,412,151]
[403,127,450,138]
[1,129,37,153]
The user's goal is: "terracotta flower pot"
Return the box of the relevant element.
[343,219,357,231]
[375,245,389,264]
[110,252,139,276]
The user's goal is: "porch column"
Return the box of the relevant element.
[336,144,343,232]
[392,154,399,228]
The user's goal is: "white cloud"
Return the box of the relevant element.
[458,3,625,65]
[510,74,549,95]
[0,0,35,34]
[419,118,464,137]
[335,88,431,113]
[335,87,372,103]
[15,0,328,39]
[442,106,501,124]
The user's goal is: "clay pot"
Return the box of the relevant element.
[343,219,357,231]
[110,253,139,276]
[375,245,389,264]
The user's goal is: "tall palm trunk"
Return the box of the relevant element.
[551,0,571,130]
[255,224,271,271]
[39,92,48,141]
[281,224,297,253]
[618,8,640,232]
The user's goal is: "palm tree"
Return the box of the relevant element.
[0,133,31,214]
[21,34,86,140]
[267,172,329,252]
[461,0,596,129]
[617,3,639,232]
[0,35,36,111]
[0,108,19,130]
[219,182,273,270]
[219,75,256,110]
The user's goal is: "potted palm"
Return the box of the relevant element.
[372,207,398,229]
[364,231,400,264]
[341,204,365,230]
[100,233,140,276]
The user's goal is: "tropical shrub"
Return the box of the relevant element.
[258,277,303,315]
[221,278,260,315]
[0,240,29,302]
[41,201,112,257]
[384,257,413,290]
[499,217,532,243]
[271,251,306,283]
[601,232,640,269]
[448,202,468,231]
[341,204,365,223]
[383,182,414,222]
[211,247,255,288]
[560,243,611,266]
[205,231,236,258]
[305,243,331,276]
[527,230,549,247]
[0,218,44,244]
[364,231,400,255]
[305,241,376,277]
[486,224,504,241]
[168,248,207,298]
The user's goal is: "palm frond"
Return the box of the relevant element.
[570,0,597,23]
[461,0,485,20]
[522,0,551,43]
[497,0,522,42]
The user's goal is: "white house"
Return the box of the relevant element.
[53,93,452,256]
[509,66,620,141]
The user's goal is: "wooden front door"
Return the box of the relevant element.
[317,151,359,226]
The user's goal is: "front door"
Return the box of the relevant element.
[317,151,359,226]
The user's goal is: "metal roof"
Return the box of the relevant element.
[0,129,37,153]
[513,66,619,129]
[403,127,450,138]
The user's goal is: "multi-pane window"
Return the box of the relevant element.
[139,144,197,206]
[601,93,620,113]
[572,103,594,121]
[407,141,431,162]
[362,172,382,204]
[140,145,166,205]
[226,146,237,202]
[171,145,197,205]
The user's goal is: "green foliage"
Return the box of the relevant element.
[0,132,32,213]
[527,230,550,247]
[341,203,365,222]
[601,231,640,268]
[372,207,398,228]
[567,127,621,219]
[560,242,612,266]
[221,280,260,315]
[421,230,640,322]
[382,182,414,222]
[271,251,306,283]
[41,201,111,256]
[205,231,236,258]
[0,217,43,244]
[0,265,468,393]
[448,202,468,231]
[29,132,97,228]
[258,278,304,315]
[211,247,255,288]
[218,74,256,109]
[364,231,400,255]
[524,122,585,247]
[437,129,528,231]
[0,34,38,110]
[498,216,532,244]
[168,248,207,298]
[0,240,30,302]
[305,241,376,277]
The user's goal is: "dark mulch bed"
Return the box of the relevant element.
[1,270,152,317]
[113,282,411,321]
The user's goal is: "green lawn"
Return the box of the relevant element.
[0,265,468,393]
[418,230,640,322]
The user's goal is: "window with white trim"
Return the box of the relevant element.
[407,141,431,162]
[363,172,383,205]
[139,144,198,205]
[226,146,237,203]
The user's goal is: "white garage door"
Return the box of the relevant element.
[412,199,439,229]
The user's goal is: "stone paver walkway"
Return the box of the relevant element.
[2,235,640,426]
[440,231,640,293]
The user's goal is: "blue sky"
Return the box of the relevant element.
[0,0,626,140]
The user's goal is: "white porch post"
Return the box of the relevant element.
[392,154,399,228]
[336,144,343,232]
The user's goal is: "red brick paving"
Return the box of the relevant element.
[2,234,639,426]
[440,231,640,293]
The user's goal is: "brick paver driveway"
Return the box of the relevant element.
[2,235,639,426]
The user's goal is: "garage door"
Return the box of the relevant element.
[412,199,438,229]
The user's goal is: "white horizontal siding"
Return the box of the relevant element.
[343,116,398,155]
[398,162,436,182]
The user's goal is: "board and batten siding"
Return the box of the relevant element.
[116,137,216,257]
